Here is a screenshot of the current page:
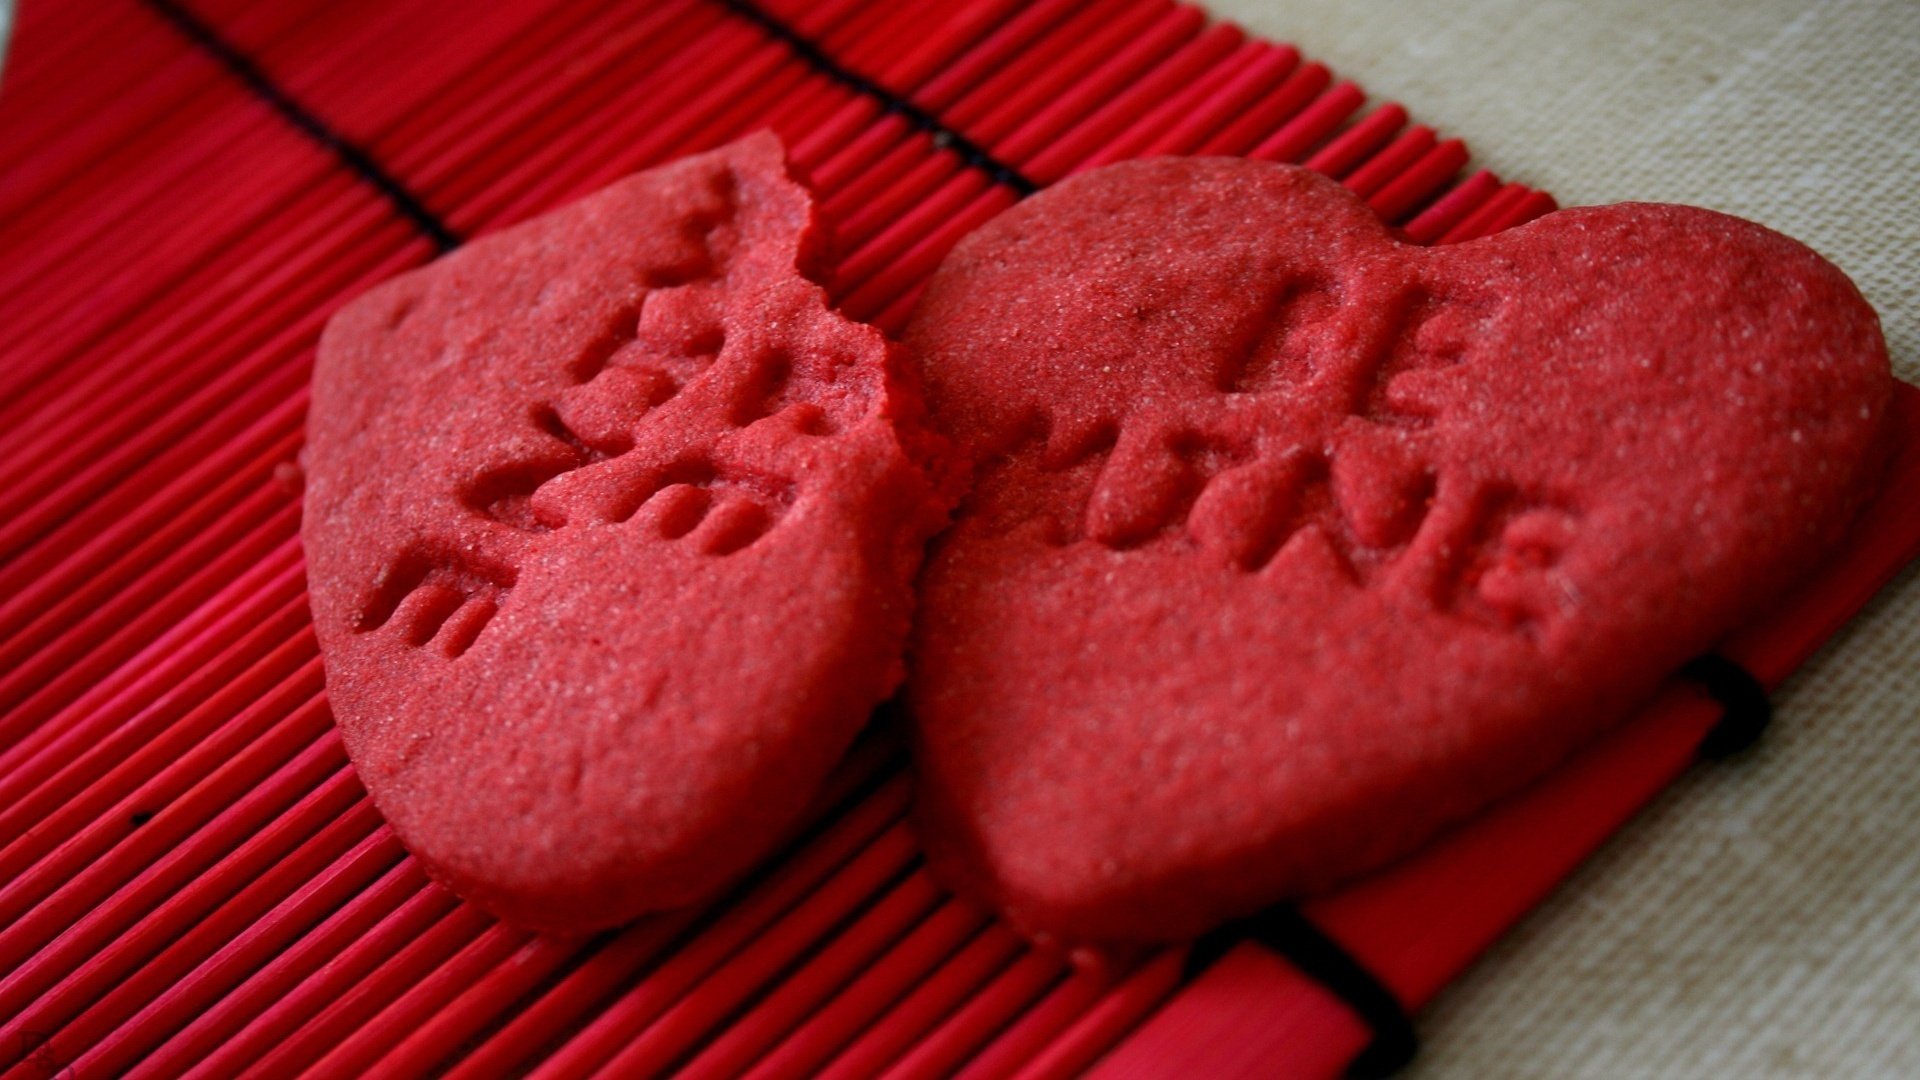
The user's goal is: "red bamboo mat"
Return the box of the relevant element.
[3,1,1918,1077]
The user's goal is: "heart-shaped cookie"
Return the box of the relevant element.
[903,157,1890,949]
[303,134,950,932]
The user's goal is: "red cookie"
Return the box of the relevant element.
[303,134,950,932]
[903,157,1891,949]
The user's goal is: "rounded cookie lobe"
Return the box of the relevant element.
[303,133,952,932]
[903,157,1890,949]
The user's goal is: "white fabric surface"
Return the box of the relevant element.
[1207,0,1920,1075]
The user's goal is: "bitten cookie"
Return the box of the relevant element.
[903,157,1891,950]
[303,133,951,932]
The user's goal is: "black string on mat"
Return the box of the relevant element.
[1179,653,1774,1077]
[147,0,1040,254]
[1185,906,1420,1079]
[1682,652,1772,759]
[142,0,465,253]
[717,0,1042,197]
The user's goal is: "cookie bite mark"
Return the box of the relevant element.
[304,133,954,932]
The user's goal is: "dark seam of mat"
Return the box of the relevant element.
[142,0,465,253]
[1186,904,1420,1078]
[714,0,1041,197]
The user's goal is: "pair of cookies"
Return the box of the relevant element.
[303,134,1890,947]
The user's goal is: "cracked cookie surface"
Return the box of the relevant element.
[303,133,950,932]
[902,157,1891,950]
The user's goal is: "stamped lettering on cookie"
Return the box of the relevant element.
[904,156,1890,949]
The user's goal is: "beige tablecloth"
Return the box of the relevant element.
[1207,0,1920,1075]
